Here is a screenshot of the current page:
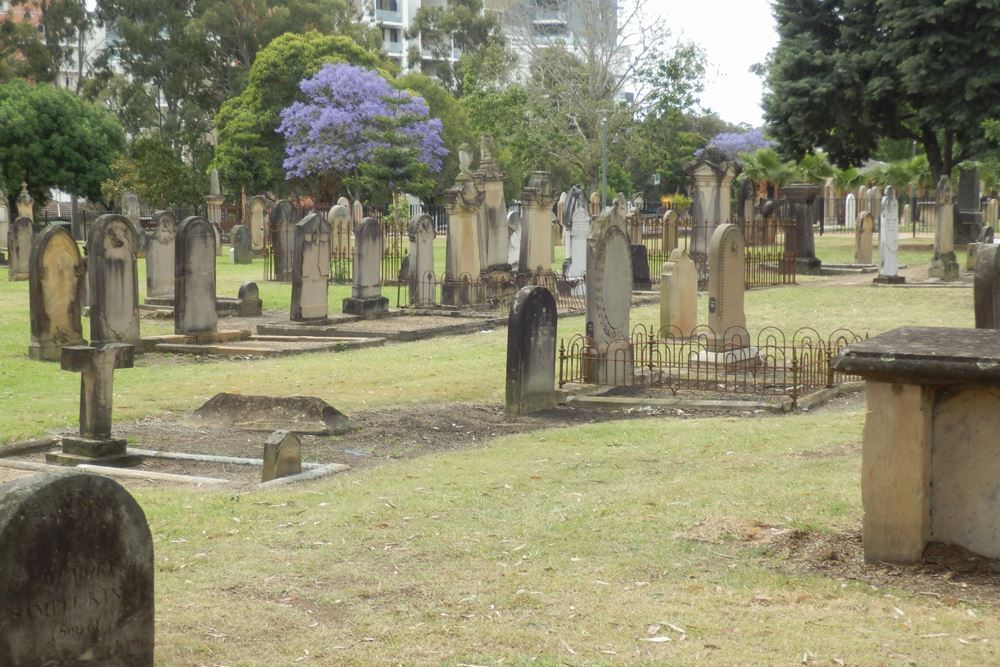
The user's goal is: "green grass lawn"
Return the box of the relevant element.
[0,245,992,666]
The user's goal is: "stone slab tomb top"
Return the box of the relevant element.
[833,326,1000,385]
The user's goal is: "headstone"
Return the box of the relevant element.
[291,212,331,322]
[975,239,1000,327]
[585,194,633,384]
[261,430,302,482]
[476,133,509,270]
[659,248,697,337]
[337,196,350,209]
[929,175,960,280]
[857,185,869,214]
[408,213,436,306]
[442,171,484,306]
[662,210,678,254]
[844,193,857,230]
[175,216,217,335]
[565,187,590,281]
[204,170,224,256]
[352,200,364,228]
[16,182,33,220]
[957,167,982,244]
[236,281,262,316]
[519,171,556,274]
[268,200,298,281]
[551,217,562,264]
[630,244,651,290]
[249,195,268,250]
[343,217,388,316]
[0,472,154,665]
[823,177,837,230]
[781,184,821,273]
[121,191,140,227]
[706,223,749,349]
[88,214,140,348]
[47,343,140,466]
[0,193,9,251]
[854,212,874,264]
[29,225,85,361]
[589,191,601,217]
[686,159,735,254]
[506,210,522,270]
[231,224,252,264]
[327,204,352,282]
[868,186,882,224]
[874,186,903,284]
[505,286,558,415]
[7,216,32,280]
[986,199,999,227]
[145,210,176,298]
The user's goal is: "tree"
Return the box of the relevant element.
[0,79,124,207]
[736,147,797,201]
[0,0,95,91]
[763,0,1000,179]
[212,31,388,194]
[278,64,446,203]
[102,135,203,208]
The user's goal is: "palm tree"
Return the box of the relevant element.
[737,148,797,201]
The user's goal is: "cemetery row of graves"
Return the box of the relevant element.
[2,146,1000,663]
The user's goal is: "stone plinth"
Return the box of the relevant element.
[833,327,1000,562]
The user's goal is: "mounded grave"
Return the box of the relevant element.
[0,472,154,666]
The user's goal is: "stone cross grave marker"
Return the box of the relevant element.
[291,212,331,322]
[269,200,298,281]
[48,343,140,466]
[231,224,252,264]
[855,212,874,264]
[505,286,558,415]
[29,225,85,361]
[8,216,32,280]
[175,216,217,335]
[262,430,302,482]
[408,213,436,306]
[343,217,388,316]
[145,210,176,298]
[875,186,903,284]
[929,175,960,280]
[249,195,268,250]
[89,214,140,348]
[0,472,154,666]
[707,223,749,350]
[585,195,633,384]
[659,248,697,337]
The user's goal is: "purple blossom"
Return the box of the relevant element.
[695,129,773,160]
[278,64,447,179]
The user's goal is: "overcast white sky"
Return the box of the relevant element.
[651,0,776,128]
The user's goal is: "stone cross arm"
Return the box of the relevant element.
[61,343,134,441]
[61,343,135,373]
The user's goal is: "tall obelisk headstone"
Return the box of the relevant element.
[874,186,904,284]
[442,148,485,306]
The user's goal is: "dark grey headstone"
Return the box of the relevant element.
[88,215,140,347]
[957,167,982,244]
[630,244,651,290]
[781,184,821,270]
[231,224,252,264]
[506,286,558,415]
[0,472,154,666]
[269,200,298,281]
[975,243,1000,329]
[175,216,217,335]
[237,282,262,316]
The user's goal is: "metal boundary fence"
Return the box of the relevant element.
[559,325,865,403]
[396,269,586,315]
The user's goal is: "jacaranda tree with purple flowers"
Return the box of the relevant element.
[278,63,447,203]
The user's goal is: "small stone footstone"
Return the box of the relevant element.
[237,282,262,316]
[261,430,302,482]
[47,343,141,467]
[0,472,154,666]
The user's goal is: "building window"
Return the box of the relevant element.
[377,0,398,10]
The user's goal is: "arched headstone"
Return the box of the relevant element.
[408,214,436,306]
[268,200,298,281]
[291,212,331,321]
[855,212,874,264]
[7,216,32,280]
[585,195,633,383]
[88,214,140,347]
[28,225,85,360]
[875,186,903,284]
[707,223,748,349]
[231,224,252,264]
[844,193,857,230]
[566,186,591,281]
[505,286,558,415]
[343,217,388,316]
[145,210,176,298]
[175,216,217,334]
[328,205,351,282]
[659,248,697,337]
[249,195,268,250]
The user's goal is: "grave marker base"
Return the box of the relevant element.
[47,436,143,467]
[872,275,906,284]
[342,295,389,317]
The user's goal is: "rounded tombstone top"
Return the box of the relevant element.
[356,216,382,241]
[90,214,137,258]
[327,204,350,224]
[336,196,350,208]
[177,215,214,242]
[407,213,435,241]
[238,281,259,300]
[269,199,297,224]
[296,210,327,232]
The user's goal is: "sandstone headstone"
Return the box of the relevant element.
[855,212,874,264]
[505,286,558,415]
[589,191,601,217]
[8,216,32,280]
[857,185,869,214]
[929,175,960,280]
[16,183,33,220]
[261,430,302,482]
[269,200,298,281]
[519,171,556,274]
[659,248,697,337]
[352,200,364,228]
[442,171,484,306]
[662,210,678,254]
[343,217,388,316]
[707,223,748,349]
[328,204,352,275]
[29,225,85,361]
[585,195,633,383]
[145,210,175,298]
[249,195,268,250]
[175,216,217,335]
[291,212,331,322]
[88,215,140,347]
[408,214,436,306]
[686,159,735,255]
[0,194,9,251]
[231,224,252,264]
[868,186,882,223]
[823,177,837,230]
[0,472,154,666]
[476,133,509,270]
[874,186,903,284]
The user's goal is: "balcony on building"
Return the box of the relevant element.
[375,0,402,24]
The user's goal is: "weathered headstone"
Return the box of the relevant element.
[986,199,999,227]
[823,177,837,230]
[585,194,633,384]
[261,430,302,482]
[874,186,904,284]
[706,223,749,350]
[506,210,521,270]
[352,200,364,228]
[29,225,85,361]
[0,193,9,252]
[476,133,509,270]
[854,212,874,264]
[565,186,590,281]
[48,343,140,466]
[686,159,735,255]
[248,195,268,250]
[175,216,217,335]
[868,186,882,224]
[929,176,960,280]
[269,200,298,281]
[857,185,869,214]
[957,166,982,244]
[0,472,154,665]
[662,209,678,254]
[505,286,558,415]
[343,217,388,316]
[8,216,32,280]
[237,281,263,316]
[844,193,857,230]
[442,171,484,306]
[327,204,352,282]
[519,171,556,274]
[231,224,252,264]
[631,244,651,290]
[589,191,601,217]
[121,191,140,228]
[659,248,697,337]
[145,210,176,298]
[88,214,140,348]
[291,212,331,322]
[408,213,436,306]
[15,183,32,220]
[974,243,1000,328]
[781,184,822,273]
